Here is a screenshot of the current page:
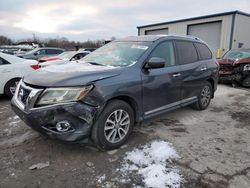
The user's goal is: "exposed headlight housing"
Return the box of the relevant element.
[243,64,250,71]
[36,85,93,106]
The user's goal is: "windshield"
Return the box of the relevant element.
[82,42,150,67]
[223,50,250,59]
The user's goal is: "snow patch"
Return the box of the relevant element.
[43,61,115,73]
[8,116,21,126]
[120,140,182,188]
[97,174,106,183]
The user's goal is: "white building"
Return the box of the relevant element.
[137,11,250,58]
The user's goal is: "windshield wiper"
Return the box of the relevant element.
[87,62,105,66]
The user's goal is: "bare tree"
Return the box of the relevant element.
[1,34,105,50]
[0,35,13,45]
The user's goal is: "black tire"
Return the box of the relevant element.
[91,99,134,150]
[191,81,212,110]
[4,78,21,98]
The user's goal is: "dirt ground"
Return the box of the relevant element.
[0,84,250,188]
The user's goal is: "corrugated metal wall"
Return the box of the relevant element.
[138,15,233,57]
[232,14,250,49]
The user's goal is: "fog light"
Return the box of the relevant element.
[56,120,71,132]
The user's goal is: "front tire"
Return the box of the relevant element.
[91,100,134,150]
[192,81,212,110]
[4,78,21,98]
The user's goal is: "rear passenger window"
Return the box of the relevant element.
[46,49,62,55]
[176,41,198,64]
[195,43,212,60]
[149,41,175,67]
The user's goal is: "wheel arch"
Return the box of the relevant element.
[207,78,215,98]
[106,95,141,123]
[4,77,21,95]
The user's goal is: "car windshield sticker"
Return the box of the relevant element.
[131,45,148,50]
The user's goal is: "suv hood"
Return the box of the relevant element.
[218,59,235,65]
[24,62,121,87]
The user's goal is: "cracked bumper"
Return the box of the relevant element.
[219,74,242,83]
[11,98,99,142]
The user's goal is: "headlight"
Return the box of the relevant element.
[243,64,250,71]
[36,85,93,105]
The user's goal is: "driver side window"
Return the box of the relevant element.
[149,41,175,67]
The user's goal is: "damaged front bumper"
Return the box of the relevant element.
[219,64,250,86]
[11,81,99,142]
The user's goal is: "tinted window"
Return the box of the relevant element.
[195,43,212,60]
[149,41,175,67]
[0,57,10,65]
[176,41,198,64]
[72,53,88,60]
[46,49,63,55]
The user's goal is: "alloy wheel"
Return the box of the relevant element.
[104,109,130,143]
[201,85,211,107]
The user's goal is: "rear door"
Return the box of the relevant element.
[142,40,182,117]
[175,40,208,103]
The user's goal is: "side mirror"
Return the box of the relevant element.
[34,52,38,56]
[144,57,166,69]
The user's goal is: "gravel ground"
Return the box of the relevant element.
[0,84,249,188]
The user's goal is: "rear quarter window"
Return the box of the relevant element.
[0,57,10,65]
[175,41,198,64]
[195,43,212,60]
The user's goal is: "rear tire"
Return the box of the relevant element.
[4,78,21,98]
[91,100,134,150]
[191,81,212,110]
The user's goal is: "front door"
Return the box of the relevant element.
[141,41,182,118]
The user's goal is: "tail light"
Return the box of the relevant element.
[30,65,40,70]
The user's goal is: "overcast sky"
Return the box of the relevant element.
[0,0,249,41]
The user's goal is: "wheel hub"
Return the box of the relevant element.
[104,109,130,143]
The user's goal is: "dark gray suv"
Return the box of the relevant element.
[12,35,219,150]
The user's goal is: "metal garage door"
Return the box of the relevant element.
[188,21,222,55]
[145,28,168,35]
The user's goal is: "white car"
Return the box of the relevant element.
[0,52,38,97]
[39,51,90,68]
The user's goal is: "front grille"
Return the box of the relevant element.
[14,81,43,111]
[17,84,31,105]
[219,64,233,72]
[21,87,31,104]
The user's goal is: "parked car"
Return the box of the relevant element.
[0,52,38,97]
[38,51,90,63]
[38,51,90,68]
[12,35,219,150]
[78,48,97,52]
[18,47,64,60]
[218,49,250,87]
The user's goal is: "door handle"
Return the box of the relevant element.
[172,73,181,77]
[200,67,207,71]
[1,69,11,73]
